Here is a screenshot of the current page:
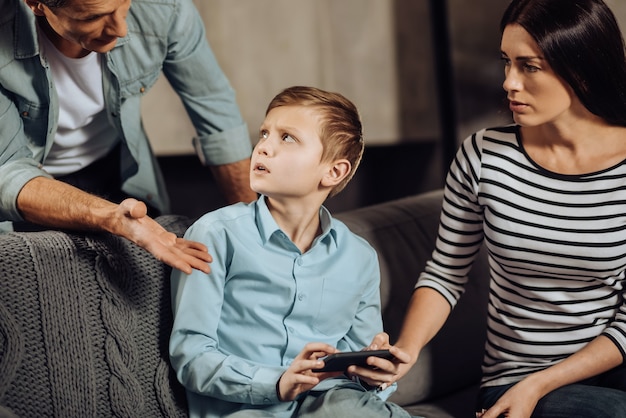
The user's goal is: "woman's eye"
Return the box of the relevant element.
[524,64,540,72]
[500,56,511,67]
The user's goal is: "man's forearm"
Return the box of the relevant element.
[16,176,120,233]
[210,158,257,204]
[17,176,211,274]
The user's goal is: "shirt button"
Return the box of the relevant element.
[139,86,146,93]
[297,258,303,266]
[298,293,305,301]
[21,111,29,117]
[288,327,295,333]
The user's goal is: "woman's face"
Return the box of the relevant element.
[500,24,580,127]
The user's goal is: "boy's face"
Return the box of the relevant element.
[26,0,130,58]
[251,105,330,199]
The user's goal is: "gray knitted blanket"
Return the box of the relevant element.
[0,216,191,418]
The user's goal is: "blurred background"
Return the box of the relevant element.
[142,0,626,219]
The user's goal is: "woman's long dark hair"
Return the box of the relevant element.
[501,0,626,126]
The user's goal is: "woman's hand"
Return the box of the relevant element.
[347,332,416,390]
[479,378,541,418]
[479,336,624,418]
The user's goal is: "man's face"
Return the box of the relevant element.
[28,0,131,58]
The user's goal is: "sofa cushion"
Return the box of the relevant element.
[337,189,490,409]
[0,191,489,418]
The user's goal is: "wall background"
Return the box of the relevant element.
[142,0,439,154]
[144,0,626,218]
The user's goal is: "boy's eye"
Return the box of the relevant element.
[282,133,296,143]
[259,130,269,139]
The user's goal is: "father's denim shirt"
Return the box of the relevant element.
[0,0,251,223]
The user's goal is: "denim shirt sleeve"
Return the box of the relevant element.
[0,1,54,222]
[110,0,251,167]
[0,91,53,222]
[159,0,252,165]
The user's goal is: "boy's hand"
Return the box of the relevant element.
[277,343,341,402]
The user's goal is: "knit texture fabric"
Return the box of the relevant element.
[0,215,191,418]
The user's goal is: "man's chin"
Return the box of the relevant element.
[88,39,119,53]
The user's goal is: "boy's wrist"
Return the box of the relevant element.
[276,374,284,402]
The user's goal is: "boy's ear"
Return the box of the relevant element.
[321,159,351,188]
[24,0,46,16]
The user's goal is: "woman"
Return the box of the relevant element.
[354,0,626,417]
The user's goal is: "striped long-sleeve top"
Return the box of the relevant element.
[416,125,626,387]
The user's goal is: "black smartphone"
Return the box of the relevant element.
[312,349,395,372]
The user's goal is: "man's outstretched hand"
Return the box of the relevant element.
[116,198,211,274]
[16,178,212,274]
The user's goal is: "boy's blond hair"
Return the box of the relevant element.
[266,86,364,197]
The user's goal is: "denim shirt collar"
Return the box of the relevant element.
[14,1,38,59]
[255,195,338,252]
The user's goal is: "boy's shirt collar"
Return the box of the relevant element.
[255,195,338,252]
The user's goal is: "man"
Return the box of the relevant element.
[0,0,257,273]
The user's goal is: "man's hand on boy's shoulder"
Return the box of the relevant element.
[114,198,212,274]
[277,343,341,402]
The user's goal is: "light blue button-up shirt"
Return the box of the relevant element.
[170,196,389,417]
[0,0,251,223]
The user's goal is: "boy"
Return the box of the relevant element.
[169,86,412,417]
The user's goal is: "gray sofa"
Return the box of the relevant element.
[0,189,490,418]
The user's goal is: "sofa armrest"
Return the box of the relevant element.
[0,215,192,418]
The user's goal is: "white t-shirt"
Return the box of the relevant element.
[38,28,119,176]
